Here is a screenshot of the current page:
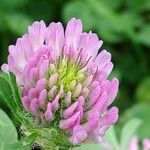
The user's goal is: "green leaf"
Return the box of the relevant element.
[2,142,30,150]
[2,132,38,150]
[0,72,24,123]
[8,72,23,111]
[104,126,119,150]
[0,109,37,150]
[0,109,18,144]
[120,119,142,150]
[0,72,17,113]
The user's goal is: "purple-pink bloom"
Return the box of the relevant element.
[128,137,150,150]
[143,139,150,150]
[1,18,119,145]
[128,136,139,150]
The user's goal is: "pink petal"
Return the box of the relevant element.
[79,32,103,60]
[98,125,110,136]
[64,91,72,106]
[38,89,47,108]
[82,74,93,87]
[101,62,114,78]
[143,139,150,150]
[22,87,29,96]
[84,111,99,133]
[68,45,77,60]
[95,50,111,71]
[24,57,37,80]
[33,45,51,60]
[69,125,87,144]
[75,96,85,120]
[100,80,109,93]
[65,18,82,50]
[89,84,101,107]
[73,83,82,98]
[30,98,39,116]
[75,105,84,121]
[49,73,58,88]
[29,67,39,83]
[73,115,81,127]
[28,88,38,100]
[51,94,60,111]
[63,44,78,60]
[81,87,90,98]
[1,64,9,72]
[100,107,119,127]
[22,96,30,111]
[128,136,139,150]
[63,101,78,119]
[92,92,108,114]
[59,111,80,129]
[15,35,33,60]
[107,78,119,105]
[77,96,85,106]
[28,20,46,52]
[39,60,49,78]
[91,81,100,89]
[48,86,57,99]
[44,102,53,121]
[36,78,47,93]
[46,22,64,58]
[9,45,27,73]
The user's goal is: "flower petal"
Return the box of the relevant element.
[143,138,150,150]
[89,83,101,107]
[63,101,78,119]
[28,20,46,52]
[107,78,119,105]
[44,102,53,121]
[65,18,82,50]
[100,107,119,127]
[22,96,30,111]
[95,50,111,71]
[59,111,80,129]
[38,89,47,108]
[79,32,103,60]
[46,22,64,58]
[51,94,60,112]
[70,125,87,144]
[30,98,39,116]
[128,136,139,150]
[84,111,99,133]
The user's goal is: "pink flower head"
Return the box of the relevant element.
[143,139,150,150]
[129,137,150,150]
[2,18,119,145]
[128,136,139,150]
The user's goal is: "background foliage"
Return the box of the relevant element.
[0,0,150,149]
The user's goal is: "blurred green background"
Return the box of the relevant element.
[0,0,150,143]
